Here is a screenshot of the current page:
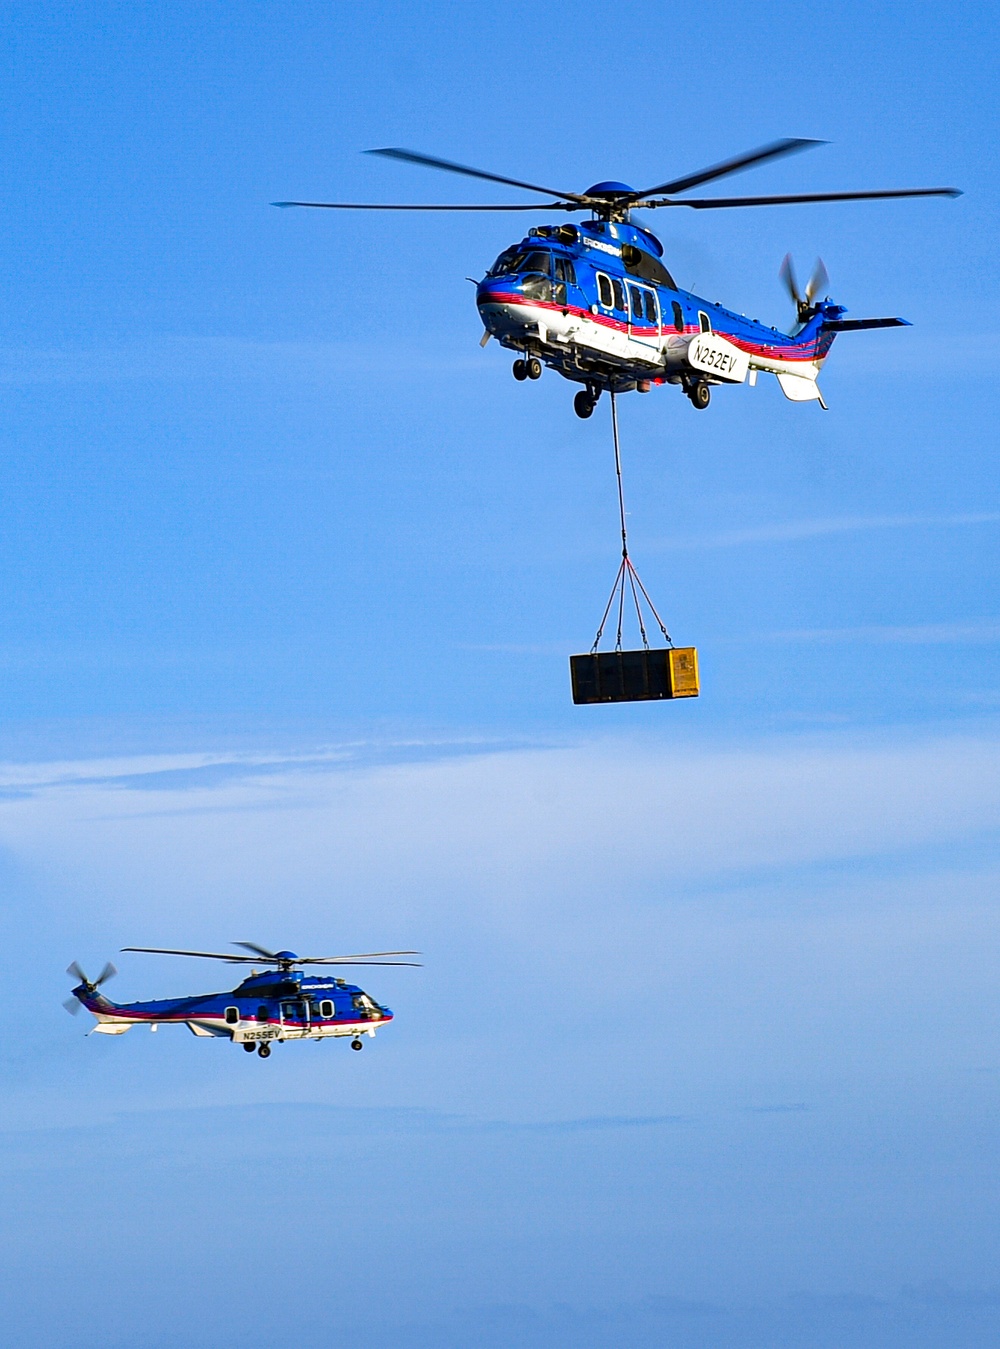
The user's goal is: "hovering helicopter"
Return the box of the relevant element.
[276,139,959,416]
[63,942,420,1059]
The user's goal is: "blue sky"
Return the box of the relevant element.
[0,3,998,1347]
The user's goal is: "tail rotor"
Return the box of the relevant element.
[780,254,829,327]
[64,960,117,1014]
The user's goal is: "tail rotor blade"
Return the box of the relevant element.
[95,962,117,987]
[63,997,83,1016]
[806,257,829,304]
[779,253,801,306]
[67,961,88,985]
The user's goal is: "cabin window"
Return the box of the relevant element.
[628,285,642,319]
[320,1000,334,1018]
[612,278,626,311]
[698,311,712,333]
[257,1005,269,1022]
[644,291,658,324]
[672,301,684,332]
[225,1006,239,1025]
[597,273,613,308]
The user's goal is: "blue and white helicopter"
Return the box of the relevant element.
[64,942,420,1059]
[277,139,959,416]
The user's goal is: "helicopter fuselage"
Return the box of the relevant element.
[476,218,853,411]
[71,968,392,1047]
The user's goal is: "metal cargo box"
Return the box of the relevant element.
[569,648,699,704]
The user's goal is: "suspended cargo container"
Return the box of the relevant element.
[569,647,699,704]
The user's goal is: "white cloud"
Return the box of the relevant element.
[1,730,996,928]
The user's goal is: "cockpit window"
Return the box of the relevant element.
[488,248,522,276]
[488,248,552,281]
[351,993,380,1019]
[520,250,551,276]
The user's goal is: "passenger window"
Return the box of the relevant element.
[320,1000,334,1018]
[672,301,684,332]
[597,273,613,307]
[699,311,712,333]
[225,1006,239,1025]
[612,278,626,311]
[645,291,658,324]
[629,286,643,320]
[257,1005,269,1022]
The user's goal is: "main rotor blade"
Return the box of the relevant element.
[628,138,824,201]
[272,200,573,212]
[233,941,280,960]
[649,186,962,209]
[365,147,593,205]
[121,946,261,963]
[301,953,421,965]
[309,960,423,967]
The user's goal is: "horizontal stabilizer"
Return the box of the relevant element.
[776,372,827,408]
[821,317,910,331]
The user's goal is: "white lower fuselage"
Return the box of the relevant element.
[478,292,824,396]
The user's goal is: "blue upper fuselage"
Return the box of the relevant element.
[76,968,392,1028]
[475,217,840,381]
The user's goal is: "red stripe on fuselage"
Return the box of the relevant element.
[478,291,820,362]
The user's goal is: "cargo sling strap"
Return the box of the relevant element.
[591,391,672,654]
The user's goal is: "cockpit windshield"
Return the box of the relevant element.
[488,248,552,278]
[351,993,381,1019]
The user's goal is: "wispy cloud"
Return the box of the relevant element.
[751,618,1000,646]
[741,1103,811,1114]
[650,511,1000,552]
[0,729,996,931]
[0,336,485,386]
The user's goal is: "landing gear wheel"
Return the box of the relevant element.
[526,357,542,380]
[351,1038,363,1051]
[574,391,594,419]
[257,1042,271,1058]
[512,359,528,381]
[689,380,710,410]
[243,1041,256,1053]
